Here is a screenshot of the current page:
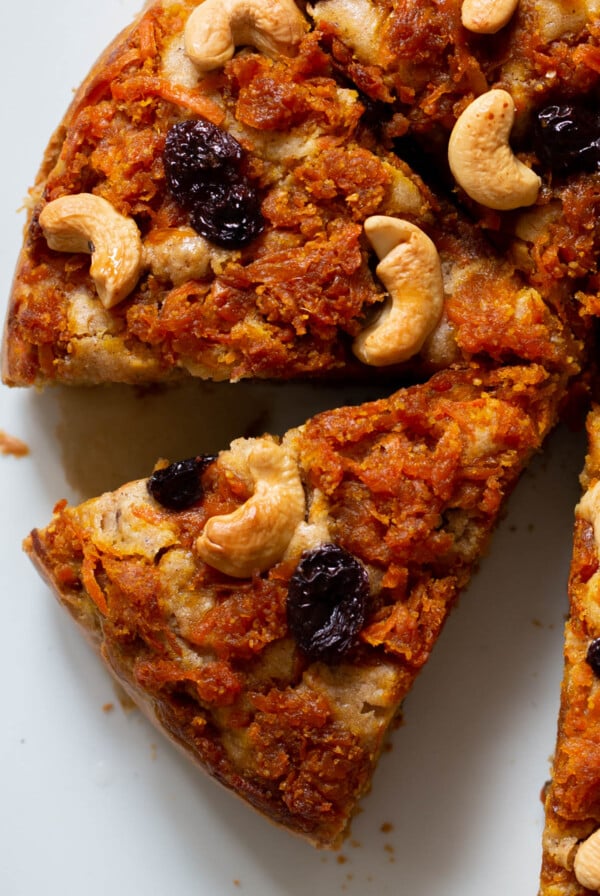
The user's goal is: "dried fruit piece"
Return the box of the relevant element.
[147,455,216,511]
[533,102,600,175]
[190,179,264,247]
[287,543,369,663]
[164,119,243,204]
[586,638,600,676]
[163,119,264,248]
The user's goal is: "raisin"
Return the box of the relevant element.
[164,119,264,248]
[533,102,600,175]
[164,120,243,205]
[190,179,264,248]
[586,638,600,677]
[147,455,216,511]
[286,543,370,664]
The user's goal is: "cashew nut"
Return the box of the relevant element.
[195,438,306,577]
[39,193,144,308]
[461,0,519,33]
[184,0,308,72]
[448,89,541,210]
[352,216,444,366]
[574,829,600,891]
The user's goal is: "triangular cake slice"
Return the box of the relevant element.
[540,407,600,895]
[1,0,578,387]
[27,361,564,846]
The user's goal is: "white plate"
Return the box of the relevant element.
[0,3,584,893]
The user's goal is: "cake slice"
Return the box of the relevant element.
[1,0,578,387]
[540,407,600,895]
[27,361,565,846]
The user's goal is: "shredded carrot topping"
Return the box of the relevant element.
[81,551,109,616]
[111,76,225,125]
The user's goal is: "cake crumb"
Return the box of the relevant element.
[337,854,348,865]
[380,822,394,834]
[0,429,29,457]
[102,702,115,713]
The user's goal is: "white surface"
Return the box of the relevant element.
[0,2,586,893]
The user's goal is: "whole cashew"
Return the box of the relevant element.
[184,0,308,72]
[448,89,541,210]
[574,829,600,891]
[352,216,444,367]
[39,193,144,308]
[195,438,306,577]
[461,0,519,33]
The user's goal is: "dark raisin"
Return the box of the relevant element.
[147,455,216,511]
[286,543,370,664]
[533,102,600,175]
[164,120,243,205]
[164,119,264,248]
[586,638,600,677]
[190,179,264,248]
